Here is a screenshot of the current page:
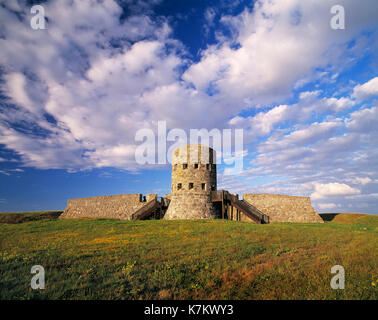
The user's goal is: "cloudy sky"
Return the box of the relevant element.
[0,0,377,213]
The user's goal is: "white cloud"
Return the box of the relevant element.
[353,77,378,101]
[260,120,343,153]
[229,92,354,142]
[4,73,35,113]
[0,0,188,170]
[320,97,355,112]
[203,7,217,36]
[0,170,11,176]
[184,0,378,106]
[346,106,378,133]
[0,0,377,189]
[317,203,337,210]
[346,177,372,185]
[299,90,321,99]
[0,168,24,176]
[311,182,360,200]
[345,193,378,200]
[228,104,292,138]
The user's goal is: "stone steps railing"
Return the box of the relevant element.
[131,198,162,220]
[212,190,270,224]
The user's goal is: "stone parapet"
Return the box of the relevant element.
[60,194,146,220]
[243,193,323,223]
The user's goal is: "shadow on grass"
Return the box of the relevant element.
[319,213,341,222]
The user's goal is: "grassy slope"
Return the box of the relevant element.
[0,213,377,300]
[0,211,62,224]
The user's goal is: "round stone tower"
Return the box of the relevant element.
[164,144,218,220]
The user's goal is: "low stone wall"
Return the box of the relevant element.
[60,194,148,220]
[243,193,323,223]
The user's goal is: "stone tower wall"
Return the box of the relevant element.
[243,193,323,223]
[164,144,218,219]
[60,194,150,220]
[164,193,218,219]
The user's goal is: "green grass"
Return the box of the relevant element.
[0,213,377,300]
[0,211,63,224]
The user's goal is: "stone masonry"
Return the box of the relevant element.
[164,144,218,219]
[243,193,323,223]
[60,193,156,220]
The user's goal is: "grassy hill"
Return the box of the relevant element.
[0,212,377,300]
[0,211,62,224]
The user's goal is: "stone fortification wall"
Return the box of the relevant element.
[60,194,151,220]
[243,194,323,223]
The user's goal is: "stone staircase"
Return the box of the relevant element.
[212,190,270,224]
[131,197,169,220]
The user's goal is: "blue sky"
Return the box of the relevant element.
[0,0,377,213]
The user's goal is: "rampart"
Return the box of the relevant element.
[243,193,323,223]
[60,194,154,220]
